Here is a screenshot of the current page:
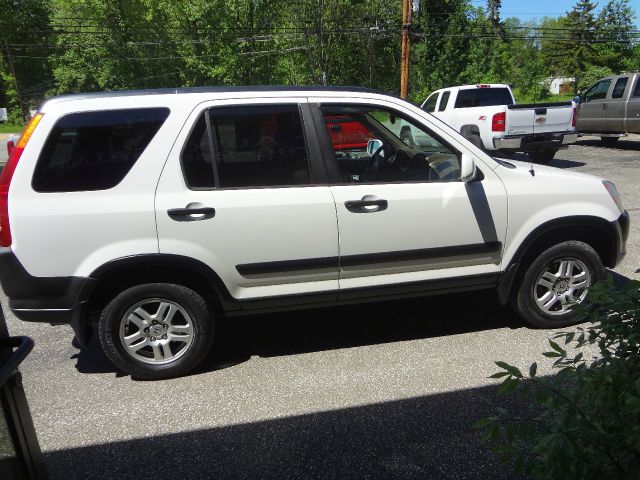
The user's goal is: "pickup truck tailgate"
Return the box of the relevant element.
[507,102,573,134]
[505,108,534,135]
[533,104,573,133]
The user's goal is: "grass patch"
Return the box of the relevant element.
[0,123,24,134]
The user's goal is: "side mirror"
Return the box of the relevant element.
[573,95,581,104]
[460,153,477,182]
[366,138,383,155]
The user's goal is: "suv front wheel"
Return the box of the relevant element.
[514,241,605,328]
[98,283,214,380]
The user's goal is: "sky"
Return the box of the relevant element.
[469,0,640,26]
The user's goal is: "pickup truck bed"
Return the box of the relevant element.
[421,84,578,163]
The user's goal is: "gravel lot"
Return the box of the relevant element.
[2,135,639,479]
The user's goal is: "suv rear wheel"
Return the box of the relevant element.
[513,241,605,328]
[98,283,214,380]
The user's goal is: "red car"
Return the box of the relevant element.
[6,133,19,156]
[324,114,373,151]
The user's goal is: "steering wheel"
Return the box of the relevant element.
[363,144,390,182]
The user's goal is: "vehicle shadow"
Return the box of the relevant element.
[548,158,586,169]
[42,381,527,480]
[72,291,525,378]
[503,152,586,169]
[575,137,640,151]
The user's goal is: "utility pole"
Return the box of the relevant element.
[4,41,25,121]
[400,0,413,99]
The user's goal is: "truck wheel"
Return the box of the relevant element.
[99,283,214,380]
[513,241,605,328]
[530,150,557,164]
[466,133,484,150]
[601,137,620,147]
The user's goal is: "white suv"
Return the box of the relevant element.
[0,87,629,379]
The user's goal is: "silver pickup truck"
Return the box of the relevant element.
[575,72,640,145]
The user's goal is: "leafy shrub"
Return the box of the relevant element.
[475,277,640,479]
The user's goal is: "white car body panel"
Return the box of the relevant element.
[496,160,621,267]
[10,94,194,277]
[154,97,340,300]
[6,88,621,305]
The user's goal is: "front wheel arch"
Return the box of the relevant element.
[497,217,617,305]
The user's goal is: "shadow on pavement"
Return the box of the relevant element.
[73,291,525,377]
[504,153,586,169]
[548,158,586,169]
[42,382,526,480]
[575,137,640,151]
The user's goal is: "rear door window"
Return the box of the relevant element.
[438,91,451,111]
[181,105,311,189]
[611,77,629,99]
[32,108,169,192]
[454,88,513,108]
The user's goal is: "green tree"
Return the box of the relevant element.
[596,0,636,72]
[559,0,600,93]
[0,0,52,120]
[487,0,502,28]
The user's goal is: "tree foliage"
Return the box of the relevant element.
[0,0,637,121]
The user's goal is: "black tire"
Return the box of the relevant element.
[513,241,605,328]
[601,136,620,147]
[529,149,557,164]
[466,133,484,150]
[99,283,214,380]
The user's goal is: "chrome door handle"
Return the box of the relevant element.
[345,195,388,213]
[167,203,216,222]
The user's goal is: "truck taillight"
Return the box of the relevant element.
[6,140,14,156]
[572,106,578,127]
[0,113,43,247]
[477,84,490,88]
[492,112,506,132]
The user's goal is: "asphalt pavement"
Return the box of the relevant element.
[2,134,639,479]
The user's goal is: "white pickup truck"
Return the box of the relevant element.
[420,84,578,163]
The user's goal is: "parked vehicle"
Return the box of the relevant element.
[0,86,628,379]
[6,133,19,157]
[0,108,7,123]
[421,84,578,163]
[575,72,640,146]
[324,114,373,150]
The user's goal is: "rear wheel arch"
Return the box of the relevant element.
[85,255,238,321]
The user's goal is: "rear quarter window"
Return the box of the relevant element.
[32,108,170,192]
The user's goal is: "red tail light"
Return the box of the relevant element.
[492,111,506,132]
[0,113,43,247]
[6,140,14,156]
[572,106,578,127]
